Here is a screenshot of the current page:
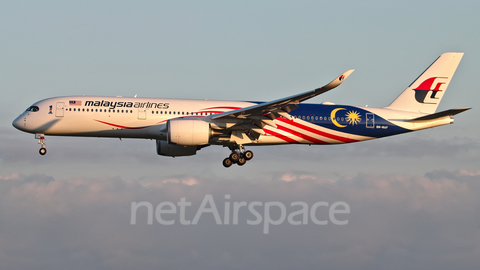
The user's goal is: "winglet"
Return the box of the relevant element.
[317,69,355,91]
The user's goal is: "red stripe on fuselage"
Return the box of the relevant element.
[263,129,300,144]
[277,118,357,143]
[94,120,150,129]
[200,106,243,111]
[275,124,328,144]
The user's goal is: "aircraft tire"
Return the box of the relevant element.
[39,148,47,155]
[237,157,246,166]
[223,157,233,168]
[244,150,254,160]
[229,152,239,163]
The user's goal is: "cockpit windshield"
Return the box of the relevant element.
[26,106,40,112]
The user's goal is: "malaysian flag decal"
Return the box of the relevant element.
[69,100,82,105]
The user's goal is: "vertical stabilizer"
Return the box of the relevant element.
[386,52,463,114]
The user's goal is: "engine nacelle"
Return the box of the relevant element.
[156,140,198,157]
[167,119,211,146]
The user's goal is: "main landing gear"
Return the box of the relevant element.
[222,145,254,168]
[36,134,47,155]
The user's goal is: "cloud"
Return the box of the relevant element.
[0,170,479,269]
[3,123,479,185]
[0,173,20,180]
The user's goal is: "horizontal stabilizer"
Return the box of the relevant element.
[407,108,471,122]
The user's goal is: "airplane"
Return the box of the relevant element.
[12,52,470,167]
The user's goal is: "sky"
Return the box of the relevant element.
[1,1,480,269]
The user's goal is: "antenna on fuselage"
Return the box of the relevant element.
[134,94,137,98]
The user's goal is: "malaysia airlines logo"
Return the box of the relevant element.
[413,77,448,104]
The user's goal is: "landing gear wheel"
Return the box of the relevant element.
[237,157,246,166]
[229,152,240,163]
[36,134,47,155]
[223,157,233,168]
[244,150,254,160]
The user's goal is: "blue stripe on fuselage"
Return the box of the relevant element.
[292,104,410,138]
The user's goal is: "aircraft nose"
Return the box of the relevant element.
[12,115,25,131]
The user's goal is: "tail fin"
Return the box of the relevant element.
[386,52,463,114]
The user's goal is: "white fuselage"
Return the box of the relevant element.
[13,96,453,147]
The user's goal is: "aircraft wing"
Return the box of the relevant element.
[211,69,354,122]
[208,70,354,142]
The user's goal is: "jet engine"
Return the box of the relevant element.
[156,140,198,157]
[167,119,212,146]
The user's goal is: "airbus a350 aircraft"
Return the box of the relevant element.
[13,52,470,167]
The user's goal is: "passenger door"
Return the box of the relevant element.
[55,102,64,117]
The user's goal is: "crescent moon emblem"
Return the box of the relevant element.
[331,108,347,128]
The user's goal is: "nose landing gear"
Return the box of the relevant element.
[222,145,254,168]
[35,134,47,155]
